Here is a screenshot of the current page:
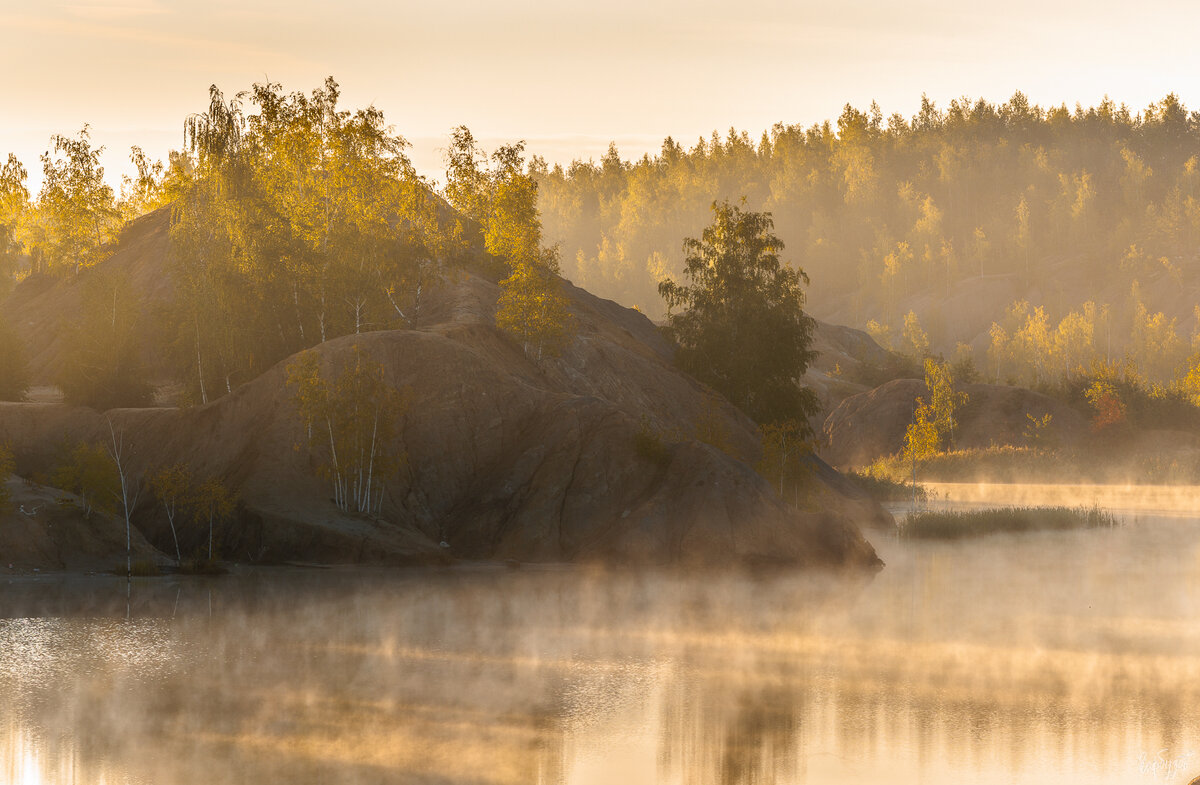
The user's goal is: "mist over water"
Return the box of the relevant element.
[4,486,1200,784]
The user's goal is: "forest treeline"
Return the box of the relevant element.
[6,86,1200,404]
[0,78,570,406]
[534,92,1200,384]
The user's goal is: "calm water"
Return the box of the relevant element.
[4,484,1200,784]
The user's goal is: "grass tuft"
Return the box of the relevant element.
[901,506,1116,539]
[847,470,931,502]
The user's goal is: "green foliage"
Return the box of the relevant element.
[118,146,168,220]
[0,316,29,401]
[35,126,121,275]
[0,443,13,511]
[483,143,542,265]
[659,201,818,428]
[287,342,408,514]
[535,94,1200,380]
[757,419,812,502]
[495,256,575,359]
[923,358,969,447]
[56,267,154,410]
[151,463,193,563]
[127,559,162,577]
[442,131,577,358]
[1049,360,1200,433]
[51,442,119,517]
[901,404,940,461]
[901,359,969,461]
[0,153,30,280]
[869,445,1066,484]
[189,477,235,561]
[847,469,930,502]
[168,78,447,404]
[902,310,929,358]
[901,506,1115,540]
[443,126,491,241]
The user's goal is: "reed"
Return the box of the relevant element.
[902,506,1116,539]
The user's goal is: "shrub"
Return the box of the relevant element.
[866,445,1061,484]
[847,469,930,502]
[127,559,162,577]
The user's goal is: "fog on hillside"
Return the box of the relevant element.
[536,94,1200,387]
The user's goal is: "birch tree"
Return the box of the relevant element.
[105,420,143,578]
[286,343,407,515]
[190,478,235,561]
[36,126,121,274]
[151,464,192,565]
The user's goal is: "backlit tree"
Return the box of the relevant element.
[658,200,818,428]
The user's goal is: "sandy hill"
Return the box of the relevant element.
[5,208,173,387]
[0,211,887,571]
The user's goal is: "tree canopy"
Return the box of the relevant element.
[536,93,1200,385]
[444,128,575,358]
[659,201,818,427]
[165,78,451,403]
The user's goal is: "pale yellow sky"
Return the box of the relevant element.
[2,0,1198,190]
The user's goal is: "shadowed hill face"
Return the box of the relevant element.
[821,378,1090,467]
[4,208,173,386]
[0,215,886,570]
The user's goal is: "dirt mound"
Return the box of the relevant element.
[821,378,1089,467]
[0,478,165,574]
[0,227,887,570]
[5,208,173,385]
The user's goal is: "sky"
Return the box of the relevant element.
[2,0,1200,192]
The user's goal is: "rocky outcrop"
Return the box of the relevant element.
[822,378,1089,467]
[0,478,164,573]
[0,214,888,570]
[801,320,895,422]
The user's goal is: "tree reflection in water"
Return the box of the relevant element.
[2,511,1200,785]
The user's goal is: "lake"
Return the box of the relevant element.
[4,484,1200,784]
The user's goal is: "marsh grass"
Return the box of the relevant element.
[847,470,931,502]
[178,557,227,575]
[125,559,162,577]
[867,444,1200,485]
[902,506,1116,539]
[868,445,1060,483]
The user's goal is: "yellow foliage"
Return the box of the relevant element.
[495,257,575,359]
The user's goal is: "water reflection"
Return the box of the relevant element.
[3,495,1200,784]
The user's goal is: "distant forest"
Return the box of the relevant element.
[6,88,1200,403]
[535,93,1200,384]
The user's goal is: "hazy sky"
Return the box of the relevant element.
[2,0,1198,190]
